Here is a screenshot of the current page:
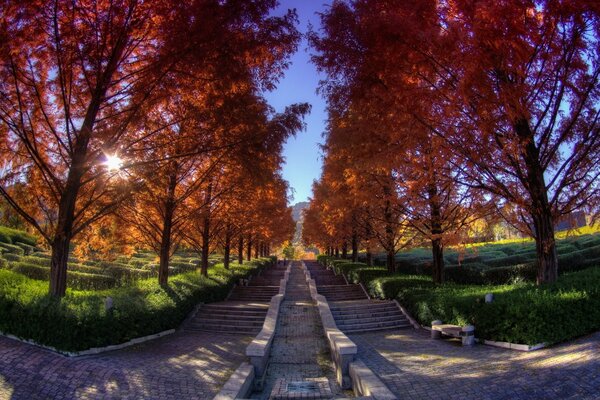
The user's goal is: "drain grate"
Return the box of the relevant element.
[286,381,319,393]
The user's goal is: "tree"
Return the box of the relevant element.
[0,0,302,296]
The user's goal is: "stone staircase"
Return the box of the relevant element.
[184,263,286,335]
[329,300,411,334]
[227,285,279,302]
[304,260,411,334]
[185,302,269,334]
[316,284,368,301]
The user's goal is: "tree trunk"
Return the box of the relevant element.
[351,231,358,262]
[238,235,244,265]
[200,182,212,277]
[335,247,339,258]
[429,183,444,284]
[366,242,373,267]
[224,222,231,270]
[386,250,395,274]
[514,117,558,283]
[158,172,177,286]
[342,241,348,259]
[247,234,252,261]
[49,234,70,297]
[254,242,259,259]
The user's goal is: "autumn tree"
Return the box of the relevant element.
[0,0,302,296]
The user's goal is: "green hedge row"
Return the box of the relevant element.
[0,257,272,351]
[397,267,600,345]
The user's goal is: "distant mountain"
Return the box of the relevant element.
[291,201,309,223]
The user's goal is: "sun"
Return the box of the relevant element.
[104,154,123,171]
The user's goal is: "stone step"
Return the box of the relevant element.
[335,314,407,326]
[185,323,261,334]
[329,299,393,308]
[323,294,368,301]
[332,309,403,320]
[196,312,266,321]
[337,319,411,332]
[190,317,265,327]
[331,301,397,311]
[200,304,267,313]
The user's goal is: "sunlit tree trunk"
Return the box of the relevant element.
[428,182,444,284]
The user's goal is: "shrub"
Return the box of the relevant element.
[346,267,387,285]
[2,253,21,262]
[368,274,434,299]
[0,226,38,246]
[397,267,600,345]
[331,261,367,275]
[0,258,267,351]
[0,243,25,256]
[316,254,332,266]
[10,262,50,280]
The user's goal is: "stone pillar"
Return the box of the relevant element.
[431,320,442,339]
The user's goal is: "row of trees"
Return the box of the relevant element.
[304,0,600,284]
[0,0,304,297]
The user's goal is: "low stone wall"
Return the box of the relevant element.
[213,362,255,400]
[246,263,290,384]
[349,360,397,400]
[301,262,357,389]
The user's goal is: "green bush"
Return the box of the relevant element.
[316,254,332,266]
[9,262,118,290]
[445,263,537,285]
[2,253,21,262]
[0,226,38,246]
[0,243,25,256]
[398,267,600,345]
[331,261,367,276]
[368,274,434,299]
[0,258,268,351]
[346,267,387,285]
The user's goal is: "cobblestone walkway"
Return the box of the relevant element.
[250,262,348,399]
[351,329,600,400]
[0,331,251,399]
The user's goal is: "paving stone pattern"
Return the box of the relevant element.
[0,331,251,400]
[352,329,600,400]
[250,262,349,399]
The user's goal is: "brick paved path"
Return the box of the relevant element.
[351,329,600,400]
[0,331,251,399]
[250,262,349,399]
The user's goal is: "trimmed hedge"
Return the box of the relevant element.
[368,274,435,299]
[397,267,600,345]
[8,262,118,290]
[0,257,271,351]
[0,226,38,246]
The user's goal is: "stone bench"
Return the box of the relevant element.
[431,320,475,346]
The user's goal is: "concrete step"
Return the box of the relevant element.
[337,319,411,332]
[332,309,403,320]
[329,301,396,312]
[196,312,266,321]
[186,323,261,334]
[200,304,267,313]
[190,317,265,327]
[335,314,407,326]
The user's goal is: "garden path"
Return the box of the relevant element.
[0,330,251,399]
[352,329,600,400]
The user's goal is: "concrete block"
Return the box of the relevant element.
[350,360,397,399]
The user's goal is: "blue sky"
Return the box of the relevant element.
[265,1,331,205]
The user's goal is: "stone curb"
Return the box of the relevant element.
[0,328,176,357]
[246,264,289,381]
[349,360,397,400]
[302,262,357,390]
[213,362,255,400]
